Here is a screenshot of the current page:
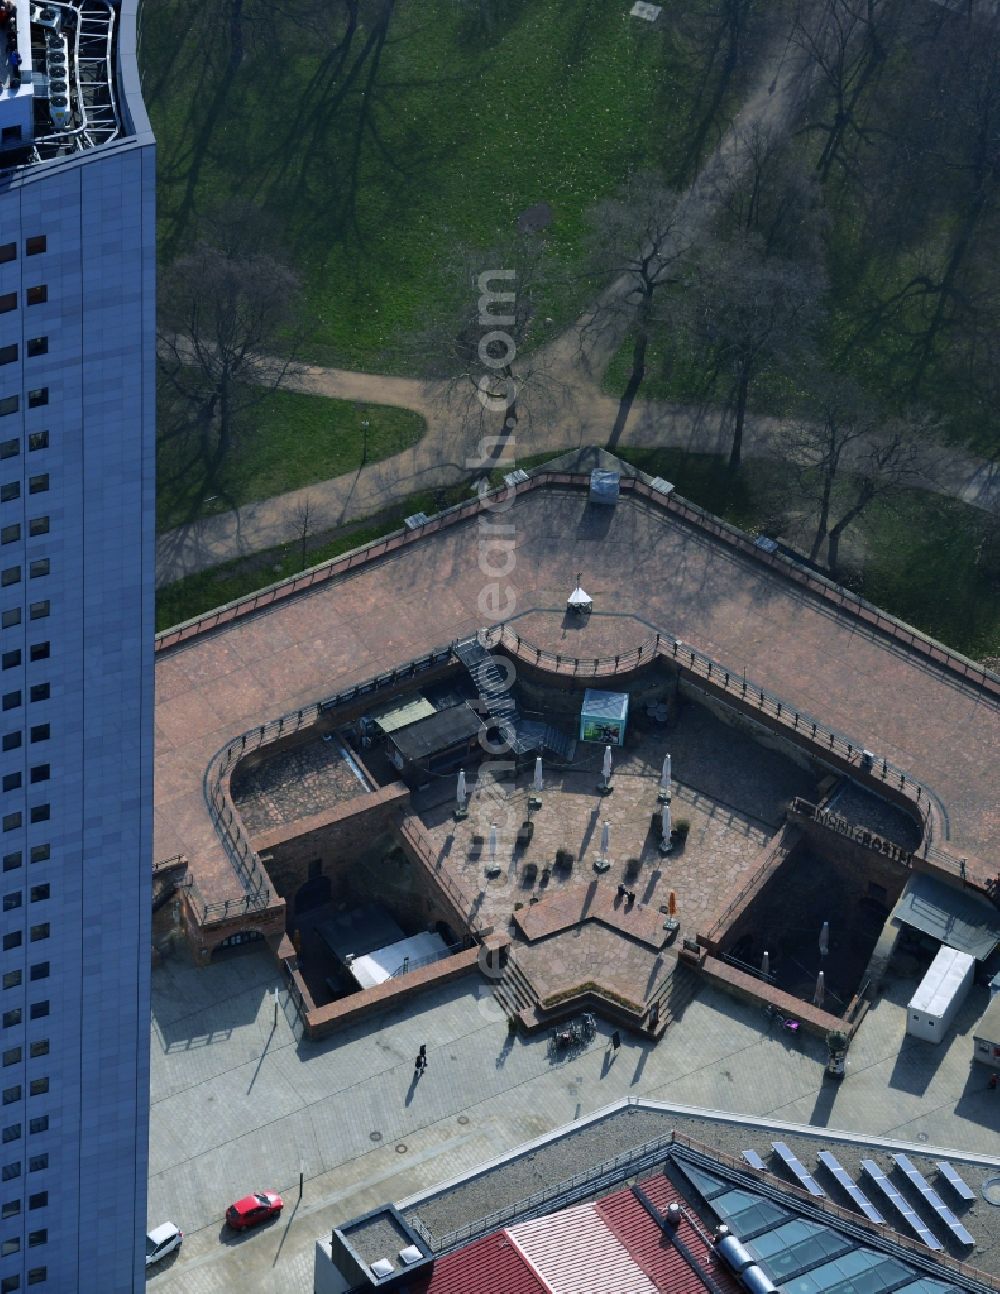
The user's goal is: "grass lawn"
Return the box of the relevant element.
[156,387,425,532]
[143,0,740,372]
[603,322,812,418]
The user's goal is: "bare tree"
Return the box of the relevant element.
[158,207,306,472]
[685,231,826,470]
[721,123,827,259]
[288,494,316,569]
[582,176,688,448]
[407,232,563,465]
[793,0,904,182]
[784,378,934,570]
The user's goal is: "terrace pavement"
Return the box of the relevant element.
[412,712,812,1006]
[145,944,1000,1294]
[154,486,999,909]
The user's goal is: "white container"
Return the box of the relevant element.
[907,945,975,1043]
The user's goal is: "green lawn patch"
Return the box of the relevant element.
[603,324,813,419]
[143,0,738,373]
[156,387,425,532]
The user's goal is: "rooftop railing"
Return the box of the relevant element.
[154,467,1000,714]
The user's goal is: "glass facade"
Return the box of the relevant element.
[0,3,155,1289]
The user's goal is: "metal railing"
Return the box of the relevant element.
[399,817,488,941]
[317,646,454,713]
[789,797,916,866]
[154,467,999,714]
[701,829,799,948]
[390,940,467,979]
[620,475,1000,703]
[197,644,458,925]
[200,704,322,921]
[433,1127,682,1252]
[488,622,935,835]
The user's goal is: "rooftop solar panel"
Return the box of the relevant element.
[772,1142,825,1198]
[742,1149,766,1171]
[817,1150,886,1226]
[892,1155,975,1248]
[860,1160,943,1251]
[935,1161,975,1204]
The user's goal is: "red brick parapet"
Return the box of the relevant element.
[248,782,408,857]
[290,933,509,1039]
[154,470,1000,711]
[701,955,851,1038]
[515,880,669,950]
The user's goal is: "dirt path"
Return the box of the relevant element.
[155,12,999,587]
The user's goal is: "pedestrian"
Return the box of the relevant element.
[611,1030,621,1053]
[413,1059,422,1080]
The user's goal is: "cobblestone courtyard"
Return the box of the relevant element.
[416,701,818,1007]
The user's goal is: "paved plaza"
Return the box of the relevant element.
[154,484,1000,912]
[412,706,815,1008]
[146,945,1000,1292]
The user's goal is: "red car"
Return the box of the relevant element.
[225,1191,283,1231]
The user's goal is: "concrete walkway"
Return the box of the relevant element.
[145,946,1000,1294]
[156,368,1000,586]
[154,13,1000,588]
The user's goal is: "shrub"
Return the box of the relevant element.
[555,848,574,868]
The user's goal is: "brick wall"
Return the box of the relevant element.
[701,955,849,1038]
[250,783,409,904]
[298,935,509,1038]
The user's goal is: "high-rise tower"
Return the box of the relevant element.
[0,0,154,1289]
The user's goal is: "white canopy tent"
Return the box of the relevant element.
[347,931,450,990]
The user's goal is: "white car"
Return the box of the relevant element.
[145,1222,183,1268]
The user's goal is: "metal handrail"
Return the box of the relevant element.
[399,817,487,941]
[154,468,1000,711]
[789,797,916,866]
[487,623,935,834]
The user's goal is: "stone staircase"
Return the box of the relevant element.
[454,638,576,761]
[493,955,541,1024]
[643,961,701,1038]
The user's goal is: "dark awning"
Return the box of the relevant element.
[389,702,483,762]
[891,872,1000,961]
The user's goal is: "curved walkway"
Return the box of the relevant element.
[156,365,999,585]
[155,12,999,587]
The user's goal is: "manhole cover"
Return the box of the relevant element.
[395,1144,407,1154]
[457,1115,470,1125]
[370,1131,383,1143]
[984,1175,1000,1207]
[916,1132,929,1143]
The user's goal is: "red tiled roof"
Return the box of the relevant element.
[509,1201,659,1293]
[406,1168,744,1294]
[596,1175,744,1294]
[406,1229,550,1294]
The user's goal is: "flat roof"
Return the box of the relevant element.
[582,689,629,721]
[349,931,449,989]
[389,703,483,762]
[891,873,1000,961]
[908,945,974,1016]
[370,695,436,733]
[316,903,405,964]
[152,479,999,907]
